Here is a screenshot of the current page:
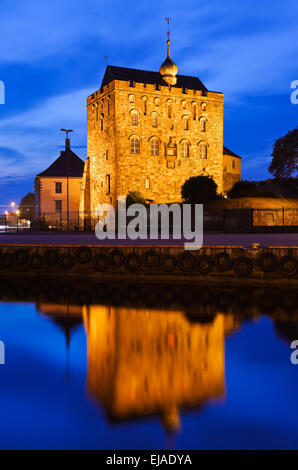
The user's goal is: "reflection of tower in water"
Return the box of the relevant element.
[36,302,83,377]
[83,305,236,435]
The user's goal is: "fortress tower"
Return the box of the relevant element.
[80,27,241,213]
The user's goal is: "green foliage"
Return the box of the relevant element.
[126,191,147,206]
[18,192,35,221]
[228,180,259,198]
[181,176,218,204]
[269,127,298,177]
[229,177,298,199]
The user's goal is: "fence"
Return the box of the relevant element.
[39,211,99,232]
[0,215,31,233]
[1,208,298,233]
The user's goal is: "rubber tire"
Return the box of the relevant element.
[215,252,232,272]
[233,256,253,278]
[76,246,92,264]
[279,256,298,277]
[125,253,142,272]
[197,255,214,275]
[178,253,195,272]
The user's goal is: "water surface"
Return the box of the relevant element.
[0,277,297,450]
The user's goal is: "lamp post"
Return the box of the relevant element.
[16,210,20,232]
[60,129,74,231]
[5,211,8,233]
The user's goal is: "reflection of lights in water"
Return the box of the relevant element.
[82,305,236,436]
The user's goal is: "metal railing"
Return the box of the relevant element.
[1,207,298,233]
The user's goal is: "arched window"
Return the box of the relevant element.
[181,141,189,158]
[101,113,104,131]
[155,97,160,107]
[107,97,110,115]
[182,100,187,110]
[168,100,172,118]
[131,111,138,126]
[145,178,150,189]
[152,113,158,128]
[201,102,206,111]
[232,160,235,170]
[131,137,140,154]
[183,117,189,131]
[129,94,135,104]
[192,103,197,120]
[200,118,206,132]
[199,142,207,159]
[151,138,159,156]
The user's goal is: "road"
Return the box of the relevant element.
[0,232,297,247]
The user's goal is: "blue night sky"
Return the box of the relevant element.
[0,0,297,208]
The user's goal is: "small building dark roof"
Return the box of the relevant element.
[223,146,242,159]
[37,148,84,178]
[101,65,208,93]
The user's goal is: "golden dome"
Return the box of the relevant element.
[160,40,178,86]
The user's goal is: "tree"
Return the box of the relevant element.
[126,191,147,207]
[181,176,218,204]
[269,127,298,178]
[228,180,259,198]
[18,192,35,221]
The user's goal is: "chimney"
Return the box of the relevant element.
[65,138,70,150]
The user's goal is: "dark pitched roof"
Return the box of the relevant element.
[101,65,208,92]
[37,149,85,177]
[223,146,242,159]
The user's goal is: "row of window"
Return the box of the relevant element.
[129,94,207,116]
[92,95,207,122]
[130,138,208,158]
[130,111,207,131]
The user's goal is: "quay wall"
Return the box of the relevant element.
[0,244,297,284]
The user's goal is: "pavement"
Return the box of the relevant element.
[0,232,297,248]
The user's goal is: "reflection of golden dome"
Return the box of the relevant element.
[160,40,178,86]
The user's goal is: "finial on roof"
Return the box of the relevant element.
[60,128,74,150]
[160,18,178,87]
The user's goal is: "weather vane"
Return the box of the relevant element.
[165,17,171,41]
[60,129,74,139]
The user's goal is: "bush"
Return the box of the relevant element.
[228,180,259,198]
[126,191,147,206]
[181,176,218,204]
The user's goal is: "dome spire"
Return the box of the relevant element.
[160,18,178,87]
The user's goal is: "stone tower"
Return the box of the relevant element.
[80,31,241,214]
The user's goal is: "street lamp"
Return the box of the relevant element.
[60,129,74,232]
[16,210,20,232]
